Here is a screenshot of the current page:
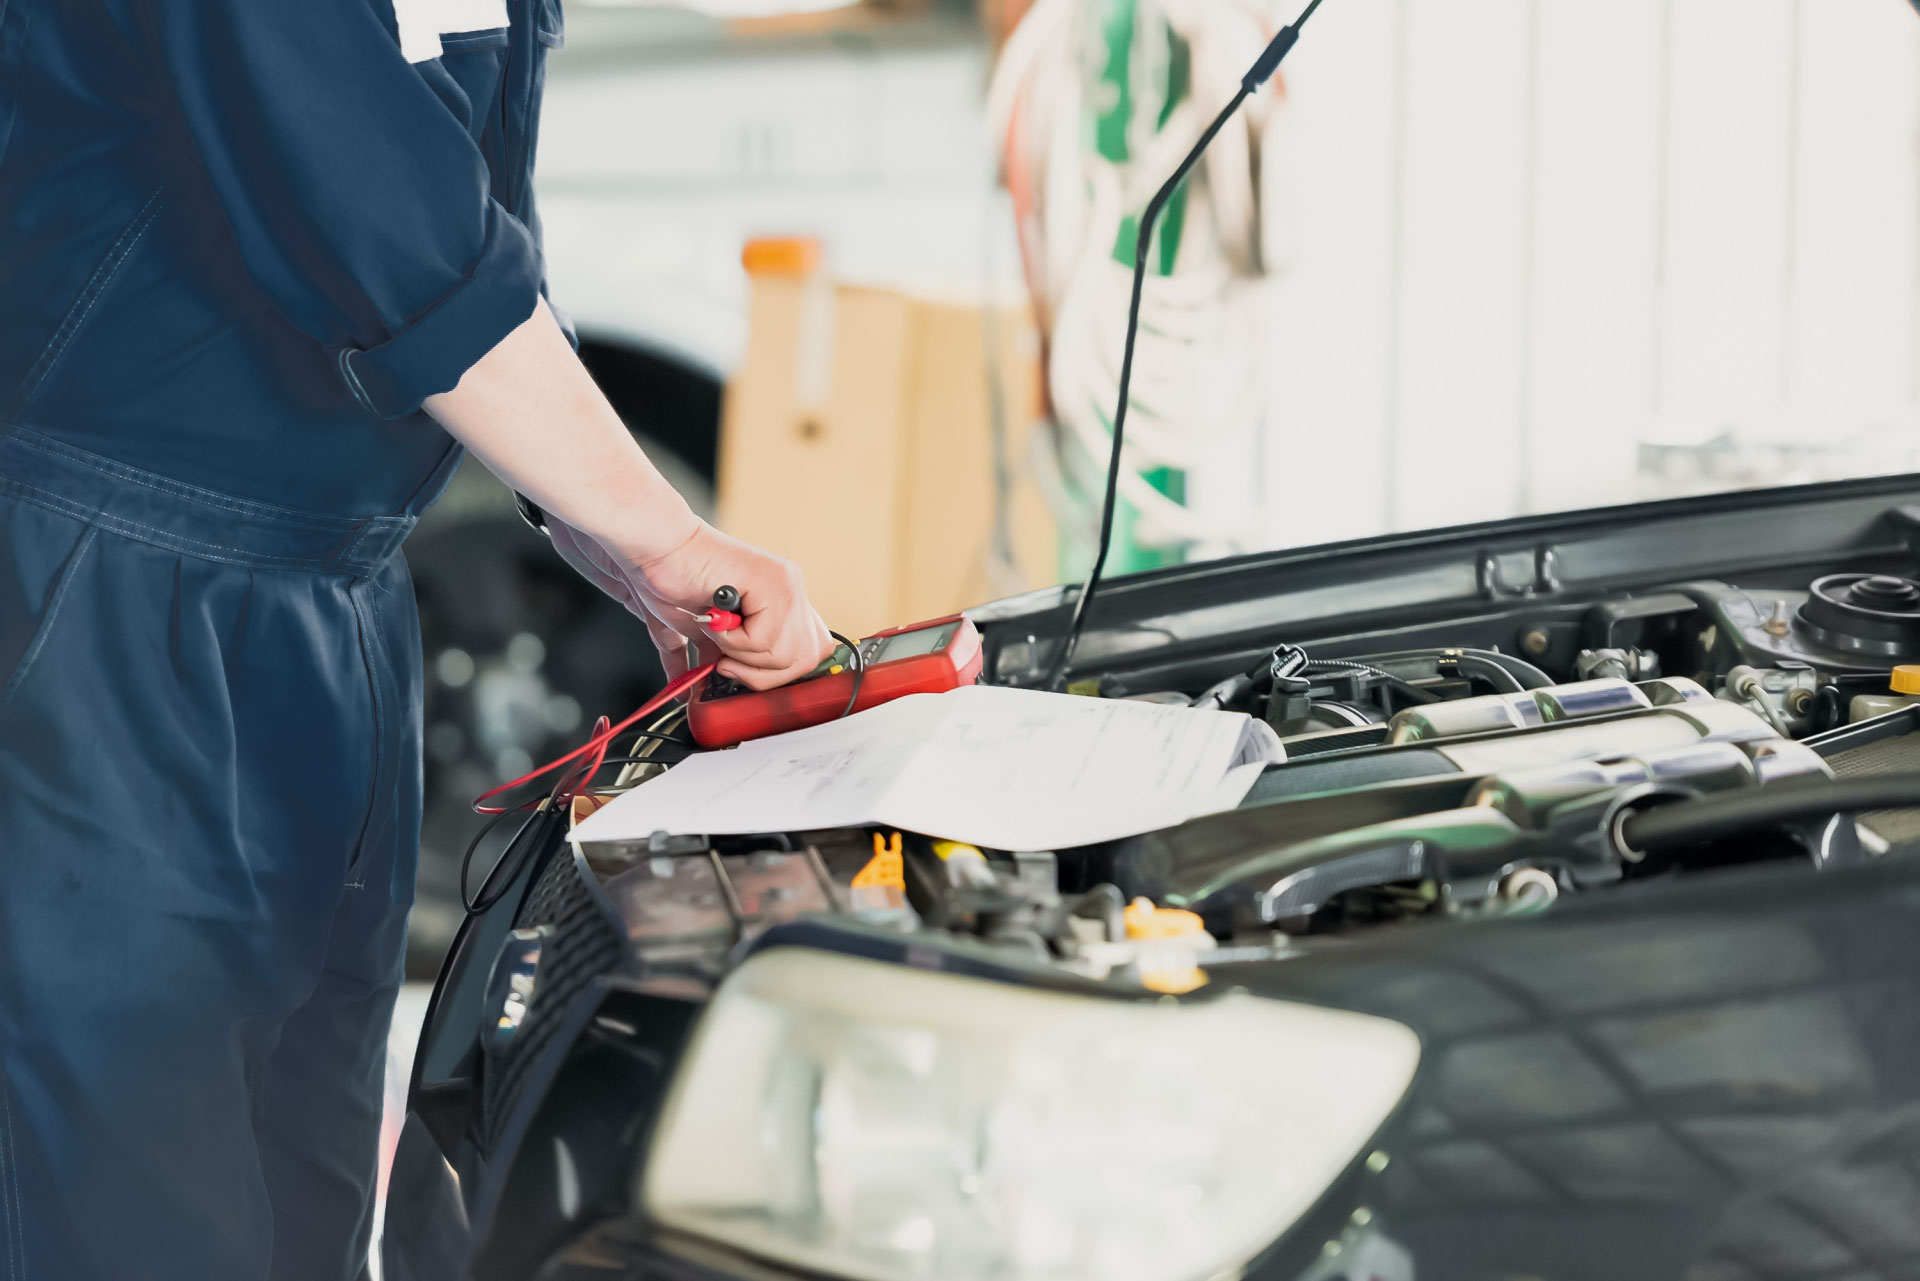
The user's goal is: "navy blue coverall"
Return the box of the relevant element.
[0,1,562,1275]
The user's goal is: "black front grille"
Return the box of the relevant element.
[480,845,624,1152]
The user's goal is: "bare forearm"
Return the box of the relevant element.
[423,300,832,688]
[423,301,700,564]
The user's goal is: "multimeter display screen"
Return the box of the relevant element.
[872,622,956,662]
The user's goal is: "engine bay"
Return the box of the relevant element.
[570,566,1920,994]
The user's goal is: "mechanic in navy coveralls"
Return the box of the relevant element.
[0,1,833,1276]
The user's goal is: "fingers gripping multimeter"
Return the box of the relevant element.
[686,616,984,748]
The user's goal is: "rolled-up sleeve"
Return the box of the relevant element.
[147,0,542,419]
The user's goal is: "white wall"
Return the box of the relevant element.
[537,30,1019,376]
[536,2,1920,549]
[1261,0,1920,548]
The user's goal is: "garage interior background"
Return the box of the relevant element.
[543,0,1920,537]
[399,0,1920,965]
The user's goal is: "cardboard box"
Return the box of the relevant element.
[717,275,1056,639]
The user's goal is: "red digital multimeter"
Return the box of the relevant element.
[686,616,984,748]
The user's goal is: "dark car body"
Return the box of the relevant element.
[386,475,1920,1281]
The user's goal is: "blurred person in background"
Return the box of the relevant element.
[990,0,1292,576]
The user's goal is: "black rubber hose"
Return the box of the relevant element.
[1345,647,1555,692]
[1473,649,1555,691]
[1340,650,1524,694]
[1619,775,1920,853]
[831,630,865,721]
[1190,673,1257,710]
[1304,660,1443,705]
[1193,645,1545,711]
[1450,654,1525,694]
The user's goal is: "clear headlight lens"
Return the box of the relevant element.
[643,948,1420,1281]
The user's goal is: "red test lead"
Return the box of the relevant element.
[678,606,743,632]
[471,662,716,815]
[679,584,744,632]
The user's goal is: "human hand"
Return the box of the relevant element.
[547,517,834,690]
[424,303,833,689]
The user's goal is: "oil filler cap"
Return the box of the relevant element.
[1891,665,1920,695]
[1799,572,1920,657]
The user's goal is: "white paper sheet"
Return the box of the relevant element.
[569,684,1286,851]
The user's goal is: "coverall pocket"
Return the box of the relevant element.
[536,0,564,47]
[502,0,563,211]
[7,184,165,420]
[0,497,97,711]
[342,555,421,890]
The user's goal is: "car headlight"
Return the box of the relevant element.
[642,947,1420,1281]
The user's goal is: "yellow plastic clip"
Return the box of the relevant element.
[1124,896,1207,941]
[852,831,906,891]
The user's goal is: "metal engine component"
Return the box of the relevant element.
[1174,732,1850,932]
[1575,647,1661,682]
[1387,676,1710,744]
[1721,663,1820,737]
[1498,866,1559,905]
[1687,579,1920,674]
[1095,674,1861,935]
[1436,697,1791,775]
[1799,573,1920,657]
